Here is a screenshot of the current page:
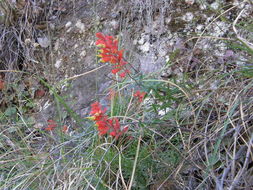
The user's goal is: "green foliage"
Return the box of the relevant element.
[89,138,155,189]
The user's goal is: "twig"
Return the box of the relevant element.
[58,65,107,83]
[0,70,23,73]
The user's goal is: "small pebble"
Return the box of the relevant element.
[55,59,62,69]
[65,21,72,28]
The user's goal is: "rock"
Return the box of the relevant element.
[158,108,172,116]
[185,0,195,5]
[167,31,173,39]
[139,53,162,74]
[33,122,44,129]
[55,59,62,69]
[211,2,219,10]
[110,20,119,30]
[65,21,72,28]
[199,4,207,10]
[158,48,168,57]
[80,50,86,57]
[182,12,194,22]
[212,21,229,37]
[165,17,172,25]
[24,38,31,45]
[75,20,85,32]
[33,43,40,48]
[138,36,145,45]
[37,37,50,48]
[49,23,55,30]
[195,24,204,32]
[139,42,150,52]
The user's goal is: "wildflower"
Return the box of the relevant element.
[119,69,130,78]
[89,102,128,138]
[90,102,109,135]
[96,32,130,78]
[96,120,109,135]
[90,101,107,121]
[108,118,128,139]
[45,120,69,133]
[45,120,57,131]
[34,89,45,98]
[96,33,118,52]
[134,90,146,102]
[62,125,68,133]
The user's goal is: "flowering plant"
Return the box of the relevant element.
[89,102,128,138]
[45,119,68,133]
[134,90,146,102]
[96,33,130,78]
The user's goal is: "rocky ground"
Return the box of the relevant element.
[22,0,251,128]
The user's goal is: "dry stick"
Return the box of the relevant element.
[127,135,141,190]
[184,36,234,44]
[0,70,23,73]
[59,65,107,83]
[232,8,253,51]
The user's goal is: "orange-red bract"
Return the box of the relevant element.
[134,90,146,102]
[90,102,128,138]
[96,32,130,78]
[45,120,57,131]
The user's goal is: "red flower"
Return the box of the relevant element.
[111,68,121,74]
[96,32,130,78]
[96,120,109,135]
[45,120,69,133]
[134,90,146,102]
[45,120,57,131]
[108,118,128,139]
[119,69,130,78]
[89,102,129,138]
[90,102,107,121]
[96,33,118,52]
[62,125,68,133]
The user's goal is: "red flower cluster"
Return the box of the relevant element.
[45,120,57,131]
[45,119,68,133]
[96,33,130,78]
[134,90,146,102]
[90,102,128,138]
